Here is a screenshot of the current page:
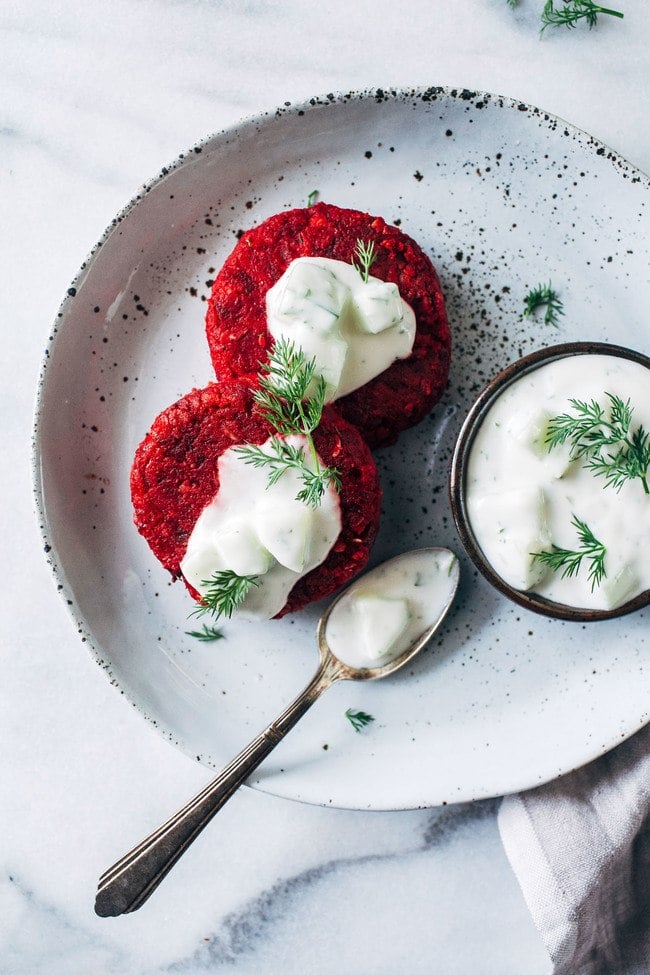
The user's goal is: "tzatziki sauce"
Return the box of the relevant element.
[325,549,458,669]
[466,353,650,611]
[180,435,341,619]
[266,257,416,400]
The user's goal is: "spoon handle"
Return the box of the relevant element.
[95,655,342,917]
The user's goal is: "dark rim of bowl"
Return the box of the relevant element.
[449,341,650,622]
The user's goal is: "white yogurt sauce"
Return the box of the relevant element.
[325,549,458,669]
[266,257,416,400]
[180,435,341,619]
[466,354,650,610]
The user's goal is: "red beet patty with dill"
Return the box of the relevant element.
[205,202,451,448]
[130,378,382,617]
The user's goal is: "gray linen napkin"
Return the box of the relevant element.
[498,722,650,975]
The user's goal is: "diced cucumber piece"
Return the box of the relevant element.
[352,280,404,334]
[214,523,271,576]
[506,409,573,477]
[255,505,313,573]
[353,594,410,662]
[470,488,552,590]
[181,526,269,595]
[602,563,640,610]
[506,409,550,457]
[292,324,347,392]
[270,259,349,335]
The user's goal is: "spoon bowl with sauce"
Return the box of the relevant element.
[95,547,459,918]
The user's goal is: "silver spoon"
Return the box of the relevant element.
[95,547,459,917]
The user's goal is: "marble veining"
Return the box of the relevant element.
[164,803,499,971]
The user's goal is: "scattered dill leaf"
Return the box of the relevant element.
[523,282,564,327]
[353,239,377,284]
[185,624,225,641]
[190,570,259,621]
[541,0,624,32]
[307,190,319,207]
[546,392,650,494]
[532,514,607,590]
[345,708,375,732]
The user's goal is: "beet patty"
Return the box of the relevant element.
[130,378,381,617]
[205,203,451,448]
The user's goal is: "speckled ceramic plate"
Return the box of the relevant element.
[34,88,650,810]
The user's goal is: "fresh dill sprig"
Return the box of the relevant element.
[307,190,319,207]
[541,0,624,32]
[546,392,631,455]
[587,426,650,494]
[506,0,519,6]
[234,438,309,487]
[190,570,259,621]
[353,239,377,284]
[185,623,225,641]
[253,336,327,436]
[344,708,375,733]
[523,282,564,327]
[235,338,341,507]
[532,514,607,591]
[546,392,650,494]
[235,436,341,506]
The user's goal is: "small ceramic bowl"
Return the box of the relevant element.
[449,341,650,621]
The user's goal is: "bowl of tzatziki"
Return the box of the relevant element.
[450,342,650,621]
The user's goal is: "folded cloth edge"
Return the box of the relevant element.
[498,722,650,975]
[499,794,573,969]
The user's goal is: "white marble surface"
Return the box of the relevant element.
[3,0,648,971]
